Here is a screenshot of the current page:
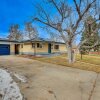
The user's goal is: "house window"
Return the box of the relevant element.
[32,43,35,48]
[21,44,23,48]
[37,43,43,48]
[54,45,59,50]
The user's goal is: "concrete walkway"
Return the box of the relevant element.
[0,55,99,100]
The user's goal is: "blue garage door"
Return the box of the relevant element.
[0,44,10,55]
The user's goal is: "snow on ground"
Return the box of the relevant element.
[14,73,27,83]
[0,69,23,100]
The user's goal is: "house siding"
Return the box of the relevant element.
[52,44,67,53]
[19,42,67,55]
[0,40,67,55]
[10,44,15,55]
[19,42,48,55]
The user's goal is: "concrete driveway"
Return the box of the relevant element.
[0,56,100,100]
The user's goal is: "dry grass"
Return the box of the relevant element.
[76,55,100,65]
[19,54,100,73]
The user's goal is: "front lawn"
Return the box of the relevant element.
[77,55,100,65]
[19,54,100,73]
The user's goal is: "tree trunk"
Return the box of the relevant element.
[81,52,83,60]
[67,45,75,64]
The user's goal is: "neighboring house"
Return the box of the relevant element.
[0,38,67,55]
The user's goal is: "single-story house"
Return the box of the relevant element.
[0,38,67,55]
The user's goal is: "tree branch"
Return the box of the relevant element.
[73,0,81,17]
[33,17,58,31]
[50,0,62,16]
[73,0,96,33]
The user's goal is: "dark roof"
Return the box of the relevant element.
[0,39,19,43]
[21,38,65,44]
[0,38,65,44]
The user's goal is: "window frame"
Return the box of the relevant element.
[54,45,59,50]
[37,43,43,48]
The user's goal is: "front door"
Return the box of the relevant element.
[48,43,51,53]
[15,44,19,54]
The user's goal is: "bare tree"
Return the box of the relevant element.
[8,24,23,41]
[45,28,63,42]
[25,22,39,55]
[33,0,99,63]
[25,22,39,40]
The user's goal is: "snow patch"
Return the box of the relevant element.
[14,74,27,83]
[0,69,23,100]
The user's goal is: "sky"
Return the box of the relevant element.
[0,0,81,43]
[0,0,37,37]
[0,0,74,38]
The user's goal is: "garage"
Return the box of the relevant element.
[0,44,10,55]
